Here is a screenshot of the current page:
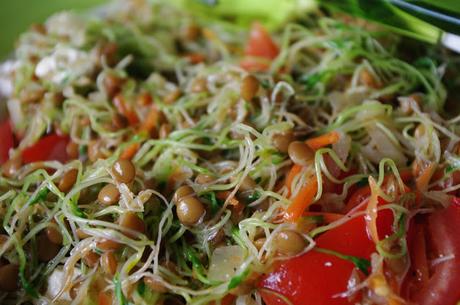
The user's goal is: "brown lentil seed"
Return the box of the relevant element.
[164,89,182,104]
[112,159,136,184]
[359,69,381,89]
[83,251,100,268]
[195,174,214,184]
[69,282,81,300]
[119,212,145,238]
[58,169,78,193]
[2,156,22,178]
[37,233,61,262]
[99,42,118,66]
[66,141,79,159]
[191,78,208,93]
[101,251,118,276]
[172,185,194,204]
[97,239,122,251]
[98,184,120,206]
[254,237,267,251]
[137,92,152,106]
[288,141,315,166]
[241,75,260,101]
[76,229,91,240]
[238,176,257,192]
[88,140,105,162]
[20,87,45,104]
[176,197,205,226]
[274,230,306,256]
[46,223,63,245]
[0,235,8,245]
[272,131,295,153]
[104,74,124,98]
[0,264,19,291]
[112,113,129,130]
[183,24,201,41]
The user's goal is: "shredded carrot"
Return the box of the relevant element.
[366,177,380,244]
[185,53,205,64]
[216,191,239,206]
[140,105,160,135]
[303,212,343,223]
[305,131,340,150]
[120,142,140,160]
[98,291,112,305]
[113,94,139,125]
[284,177,318,222]
[285,164,303,196]
[415,162,436,192]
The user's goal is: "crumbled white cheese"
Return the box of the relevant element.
[35,45,95,86]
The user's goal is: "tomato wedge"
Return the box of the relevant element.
[245,23,279,59]
[22,134,70,164]
[259,209,394,305]
[241,23,279,72]
[0,120,14,165]
[407,204,460,305]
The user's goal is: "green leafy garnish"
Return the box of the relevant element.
[316,247,371,275]
[228,268,250,289]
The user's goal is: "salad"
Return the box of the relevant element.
[0,1,460,305]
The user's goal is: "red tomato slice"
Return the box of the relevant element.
[245,23,279,59]
[22,134,70,164]
[259,209,394,305]
[409,204,460,305]
[241,23,279,72]
[0,120,14,165]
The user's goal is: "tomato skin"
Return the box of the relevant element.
[241,23,279,72]
[259,209,394,305]
[22,134,70,164]
[410,204,460,305]
[0,120,14,165]
[245,23,279,59]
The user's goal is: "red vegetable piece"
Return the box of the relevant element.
[408,204,460,305]
[0,120,14,165]
[245,22,279,59]
[241,23,279,72]
[259,209,394,305]
[22,134,70,164]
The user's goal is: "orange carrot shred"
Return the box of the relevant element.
[120,142,140,160]
[98,291,112,305]
[415,162,436,192]
[284,177,318,222]
[216,191,239,206]
[113,94,139,125]
[140,105,160,135]
[305,131,340,150]
[185,53,206,64]
[285,164,303,197]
